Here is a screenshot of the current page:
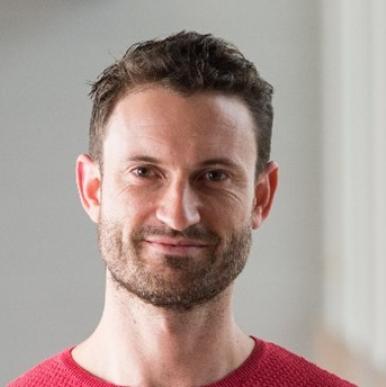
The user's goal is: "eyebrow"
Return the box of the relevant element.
[126,155,161,164]
[125,155,241,170]
[198,157,240,170]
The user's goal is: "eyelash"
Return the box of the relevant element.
[131,166,157,178]
[202,170,228,182]
[130,166,229,183]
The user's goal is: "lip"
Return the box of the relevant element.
[145,237,209,247]
[143,238,210,255]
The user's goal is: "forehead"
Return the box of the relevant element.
[103,86,257,167]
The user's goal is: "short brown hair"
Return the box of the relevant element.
[89,31,273,175]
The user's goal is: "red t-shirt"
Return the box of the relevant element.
[8,337,357,386]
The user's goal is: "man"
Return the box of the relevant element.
[9,31,355,386]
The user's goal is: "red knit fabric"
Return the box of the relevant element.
[8,338,357,386]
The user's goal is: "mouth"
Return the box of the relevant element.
[143,238,210,255]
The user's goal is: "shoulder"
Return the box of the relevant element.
[254,339,357,386]
[7,348,74,387]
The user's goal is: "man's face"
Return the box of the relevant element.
[97,86,260,310]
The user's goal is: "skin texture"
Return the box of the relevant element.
[74,86,278,386]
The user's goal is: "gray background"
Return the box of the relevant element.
[0,1,321,384]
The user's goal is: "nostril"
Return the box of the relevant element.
[155,208,200,232]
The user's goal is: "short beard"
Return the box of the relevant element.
[97,218,252,311]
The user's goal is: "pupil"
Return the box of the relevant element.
[209,171,222,180]
[139,167,148,176]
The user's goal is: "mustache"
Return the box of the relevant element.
[131,225,220,244]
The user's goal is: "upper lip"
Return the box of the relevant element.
[144,237,209,247]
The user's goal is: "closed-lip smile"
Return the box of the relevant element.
[144,237,209,247]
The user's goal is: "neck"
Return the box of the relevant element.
[72,272,254,387]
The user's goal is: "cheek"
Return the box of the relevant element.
[203,193,254,229]
[101,180,153,223]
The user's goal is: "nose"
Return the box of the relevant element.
[155,179,201,231]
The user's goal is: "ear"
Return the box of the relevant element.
[76,154,101,223]
[251,161,279,229]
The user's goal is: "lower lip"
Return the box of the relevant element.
[144,241,208,255]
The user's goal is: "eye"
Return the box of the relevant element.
[131,166,155,178]
[203,170,228,182]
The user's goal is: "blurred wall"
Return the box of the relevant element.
[319,1,386,385]
[0,1,322,384]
